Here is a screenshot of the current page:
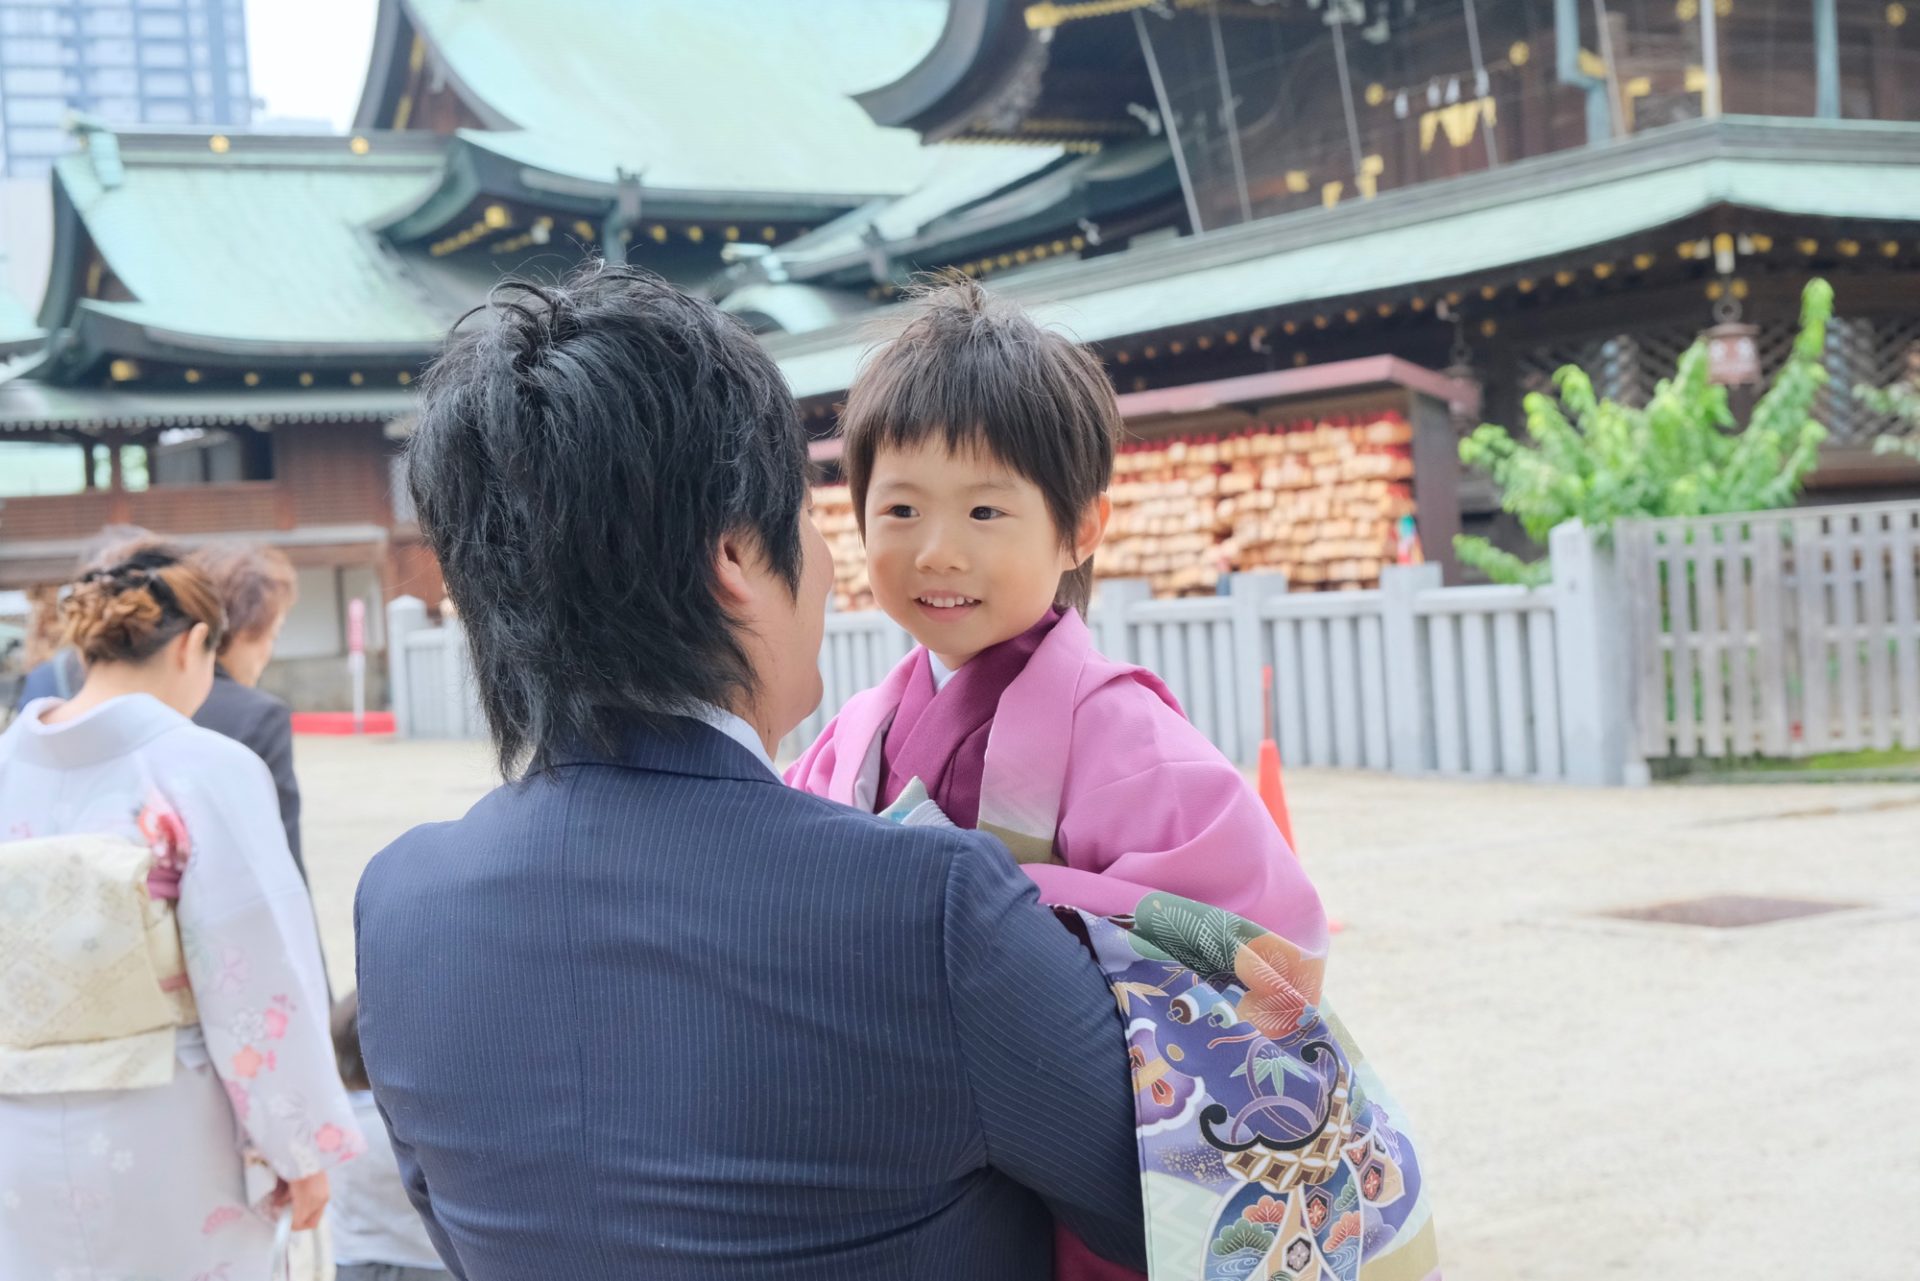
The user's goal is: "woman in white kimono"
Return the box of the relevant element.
[0,550,362,1279]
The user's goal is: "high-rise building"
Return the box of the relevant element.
[0,0,251,177]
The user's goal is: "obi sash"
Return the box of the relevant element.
[0,832,197,1093]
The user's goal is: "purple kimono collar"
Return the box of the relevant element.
[876,609,1062,829]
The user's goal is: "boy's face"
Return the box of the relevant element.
[863,437,1100,670]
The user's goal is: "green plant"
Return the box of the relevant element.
[1856,378,1920,462]
[1455,279,1834,585]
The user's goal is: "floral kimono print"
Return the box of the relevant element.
[1060,892,1440,1281]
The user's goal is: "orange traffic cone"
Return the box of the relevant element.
[1258,667,1342,933]
[1257,739,1296,852]
[1257,667,1296,849]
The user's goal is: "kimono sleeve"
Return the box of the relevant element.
[781,712,842,796]
[168,744,364,1185]
[1040,753,1330,955]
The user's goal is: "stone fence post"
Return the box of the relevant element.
[1549,520,1637,786]
[1227,572,1289,764]
[1379,564,1442,774]
[386,595,428,738]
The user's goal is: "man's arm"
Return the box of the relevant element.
[939,831,1147,1270]
[374,1094,468,1281]
[357,875,465,1279]
[247,699,305,883]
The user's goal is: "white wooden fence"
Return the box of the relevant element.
[781,521,1627,783]
[387,523,1633,783]
[1617,499,1920,761]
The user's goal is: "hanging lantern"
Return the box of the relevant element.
[1704,320,1761,386]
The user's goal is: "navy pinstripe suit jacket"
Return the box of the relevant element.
[354,716,1148,1279]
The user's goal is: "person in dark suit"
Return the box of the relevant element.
[352,265,1148,1281]
[190,541,304,881]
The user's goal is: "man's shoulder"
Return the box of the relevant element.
[18,660,58,704]
[195,676,290,745]
[359,767,1007,914]
[766,776,1006,874]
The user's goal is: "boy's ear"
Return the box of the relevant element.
[1073,494,1112,566]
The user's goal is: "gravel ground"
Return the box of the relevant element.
[299,734,1920,1280]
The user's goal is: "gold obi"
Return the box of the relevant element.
[0,833,197,1094]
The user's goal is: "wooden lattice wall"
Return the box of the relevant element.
[1514,314,1920,445]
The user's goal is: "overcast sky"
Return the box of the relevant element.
[247,0,381,129]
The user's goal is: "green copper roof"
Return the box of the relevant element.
[0,381,414,432]
[408,0,952,201]
[768,118,1920,398]
[55,132,455,354]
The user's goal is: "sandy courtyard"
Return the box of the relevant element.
[298,733,1920,1279]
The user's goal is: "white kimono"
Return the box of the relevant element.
[0,693,363,1281]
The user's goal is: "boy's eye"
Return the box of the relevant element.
[970,506,1002,521]
[882,504,916,519]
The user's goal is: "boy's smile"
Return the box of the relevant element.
[863,438,1102,671]
[913,593,981,621]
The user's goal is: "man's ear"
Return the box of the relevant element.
[712,530,756,609]
[1073,493,1112,566]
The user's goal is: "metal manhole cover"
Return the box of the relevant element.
[1602,895,1861,928]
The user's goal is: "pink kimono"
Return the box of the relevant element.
[790,608,1332,1280]
[785,607,1329,961]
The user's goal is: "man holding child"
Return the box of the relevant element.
[353,265,1151,1279]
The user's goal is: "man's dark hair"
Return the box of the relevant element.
[837,273,1118,612]
[407,262,808,777]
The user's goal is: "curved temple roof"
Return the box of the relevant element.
[365,0,955,203]
[49,131,454,361]
[768,118,1920,399]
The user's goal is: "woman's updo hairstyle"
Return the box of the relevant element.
[61,548,227,665]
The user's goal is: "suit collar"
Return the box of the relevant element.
[551,713,782,786]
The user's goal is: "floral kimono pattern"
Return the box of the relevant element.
[1064,892,1441,1281]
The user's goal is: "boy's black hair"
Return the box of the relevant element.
[406,261,810,778]
[837,274,1118,612]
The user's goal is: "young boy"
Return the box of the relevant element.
[787,279,1330,1279]
[789,277,1325,953]
[329,993,451,1281]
